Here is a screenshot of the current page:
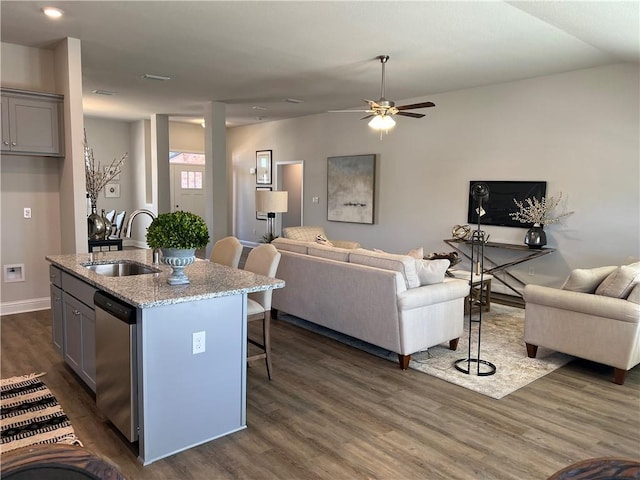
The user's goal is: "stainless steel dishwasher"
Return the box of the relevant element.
[94,291,138,442]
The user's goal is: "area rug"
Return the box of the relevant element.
[1,373,83,453]
[279,304,573,399]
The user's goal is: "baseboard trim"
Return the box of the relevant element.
[1,297,50,316]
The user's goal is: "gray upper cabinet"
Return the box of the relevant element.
[1,88,64,157]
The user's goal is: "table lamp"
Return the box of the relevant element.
[256,190,288,242]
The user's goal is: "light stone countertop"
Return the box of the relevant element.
[46,249,284,309]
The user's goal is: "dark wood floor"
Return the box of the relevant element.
[2,309,639,480]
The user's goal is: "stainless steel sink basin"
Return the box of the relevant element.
[82,260,160,277]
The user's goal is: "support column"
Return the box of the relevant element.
[150,114,170,215]
[203,102,228,258]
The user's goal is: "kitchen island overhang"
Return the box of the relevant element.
[46,249,284,465]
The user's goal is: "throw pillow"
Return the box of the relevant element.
[415,259,450,285]
[627,284,640,304]
[595,262,640,299]
[407,247,424,259]
[315,234,334,247]
[561,266,617,293]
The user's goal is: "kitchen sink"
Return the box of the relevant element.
[82,260,160,277]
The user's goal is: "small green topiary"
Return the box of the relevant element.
[146,211,209,250]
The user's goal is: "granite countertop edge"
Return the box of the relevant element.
[46,249,284,309]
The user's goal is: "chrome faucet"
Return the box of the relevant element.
[124,209,161,263]
[124,209,156,238]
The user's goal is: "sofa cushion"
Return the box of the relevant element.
[307,244,351,262]
[415,259,450,285]
[561,265,617,293]
[349,249,420,289]
[595,263,640,299]
[271,237,309,254]
[283,226,325,242]
[407,247,424,259]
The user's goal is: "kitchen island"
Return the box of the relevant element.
[46,249,284,465]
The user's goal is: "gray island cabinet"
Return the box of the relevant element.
[46,249,284,466]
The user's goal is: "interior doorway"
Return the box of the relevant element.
[169,152,205,218]
[276,161,303,232]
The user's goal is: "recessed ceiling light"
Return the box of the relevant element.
[285,98,304,104]
[142,74,171,81]
[252,106,267,111]
[92,89,115,96]
[42,7,64,18]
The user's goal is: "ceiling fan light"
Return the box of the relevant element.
[368,114,396,130]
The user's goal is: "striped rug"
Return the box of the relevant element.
[1,373,82,454]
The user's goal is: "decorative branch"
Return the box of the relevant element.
[84,130,127,203]
[509,192,574,226]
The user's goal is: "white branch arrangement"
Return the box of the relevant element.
[509,192,574,226]
[84,130,128,203]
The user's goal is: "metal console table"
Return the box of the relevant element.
[444,238,556,301]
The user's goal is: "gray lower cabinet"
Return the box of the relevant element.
[49,265,64,354]
[58,271,97,392]
[50,284,64,354]
[1,89,64,157]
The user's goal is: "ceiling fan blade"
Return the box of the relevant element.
[396,101,435,111]
[360,114,374,120]
[328,109,371,113]
[396,111,426,118]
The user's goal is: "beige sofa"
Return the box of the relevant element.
[524,263,640,384]
[271,237,470,369]
[282,225,361,250]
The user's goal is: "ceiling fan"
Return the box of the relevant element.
[330,55,435,130]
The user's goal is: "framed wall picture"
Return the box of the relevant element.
[256,186,272,220]
[103,165,120,182]
[105,183,120,198]
[327,154,376,224]
[256,150,272,185]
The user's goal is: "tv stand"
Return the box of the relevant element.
[443,238,556,306]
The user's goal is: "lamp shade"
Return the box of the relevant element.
[256,190,288,213]
[368,114,396,130]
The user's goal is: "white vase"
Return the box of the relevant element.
[160,248,196,285]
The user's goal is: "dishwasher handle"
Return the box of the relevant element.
[94,292,136,324]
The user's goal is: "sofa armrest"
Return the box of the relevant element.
[332,239,361,249]
[524,284,640,324]
[397,278,469,310]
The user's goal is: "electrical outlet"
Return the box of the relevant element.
[23,208,31,219]
[192,331,206,354]
[312,196,319,204]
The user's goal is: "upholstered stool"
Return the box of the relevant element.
[449,270,493,314]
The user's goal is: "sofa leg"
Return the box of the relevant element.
[526,343,538,358]
[397,354,411,370]
[613,368,627,385]
[449,338,459,351]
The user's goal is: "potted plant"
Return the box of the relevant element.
[146,211,210,285]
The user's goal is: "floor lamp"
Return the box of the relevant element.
[256,190,288,242]
[454,182,497,376]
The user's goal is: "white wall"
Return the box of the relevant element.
[228,63,640,289]
[84,117,132,218]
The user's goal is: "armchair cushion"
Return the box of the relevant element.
[561,265,617,293]
[595,263,640,299]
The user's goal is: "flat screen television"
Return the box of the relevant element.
[467,180,547,228]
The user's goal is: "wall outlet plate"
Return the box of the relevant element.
[192,331,206,354]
